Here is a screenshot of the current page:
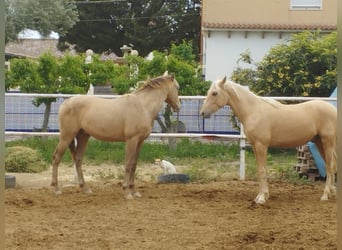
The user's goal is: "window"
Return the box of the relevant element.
[290,0,322,10]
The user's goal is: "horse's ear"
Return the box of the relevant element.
[218,76,226,88]
[163,71,169,76]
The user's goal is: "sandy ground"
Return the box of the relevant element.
[5,164,337,250]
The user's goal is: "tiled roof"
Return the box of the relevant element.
[5,39,118,61]
[5,39,67,58]
[202,22,337,31]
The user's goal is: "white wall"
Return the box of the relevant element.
[202,30,293,81]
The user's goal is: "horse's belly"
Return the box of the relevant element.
[269,131,314,148]
[92,133,125,142]
[83,122,151,142]
[269,138,310,148]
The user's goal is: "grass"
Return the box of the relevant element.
[5,137,302,182]
[5,146,48,173]
[5,137,241,165]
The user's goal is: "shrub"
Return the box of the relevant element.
[231,31,337,97]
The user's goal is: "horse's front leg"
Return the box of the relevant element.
[253,143,269,204]
[123,139,143,199]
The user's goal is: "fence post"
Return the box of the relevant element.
[239,124,246,180]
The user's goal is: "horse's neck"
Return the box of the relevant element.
[135,88,167,118]
[226,83,261,123]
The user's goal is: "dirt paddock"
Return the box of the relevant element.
[5,164,337,250]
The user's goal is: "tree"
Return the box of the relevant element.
[128,40,208,96]
[5,0,79,43]
[6,53,89,131]
[231,31,337,97]
[58,0,201,57]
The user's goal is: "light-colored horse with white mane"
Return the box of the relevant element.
[51,72,180,199]
[200,77,337,204]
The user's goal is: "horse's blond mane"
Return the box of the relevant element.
[227,81,281,109]
[261,97,282,108]
[133,76,170,93]
[225,80,241,100]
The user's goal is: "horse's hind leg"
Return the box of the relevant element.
[68,139,79,184]
[74,132,92,194]
[319,138,337,201]
[52,139,71,195]
[313,138,326,163]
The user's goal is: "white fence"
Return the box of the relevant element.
[5,93,337,180]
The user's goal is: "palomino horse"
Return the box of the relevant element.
[51,72,180,199]
[200,77,337,204]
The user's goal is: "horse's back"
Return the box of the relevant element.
[61,95,109,107]
[60,95,95,112]
[276,100,336,118]
[60,95,129,116]
[301,100,336,120]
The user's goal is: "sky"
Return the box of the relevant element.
[18,29,59,39]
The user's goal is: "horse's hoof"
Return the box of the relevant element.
[125,194,134,200]
[54,189,62,195]
[320,195,329,201]
[254,197,266,204]
[83,187,93,194]
[254,192,268,204]
[133,191,142,198]
[51,185,62,195]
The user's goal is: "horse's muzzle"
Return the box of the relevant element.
[172,101,181,112]
[172,106,180,112]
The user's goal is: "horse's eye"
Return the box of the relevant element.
[212,91,218,96]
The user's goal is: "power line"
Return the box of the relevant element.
[78,13,199,23]
[76,0,126,4]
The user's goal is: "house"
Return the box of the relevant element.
[201,0,337,81]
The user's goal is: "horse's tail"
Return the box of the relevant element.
[333,145,337,173]
[68,138,77,159]
[68,138,79,182]
[334,136,337,160]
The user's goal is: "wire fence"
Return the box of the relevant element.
[5,93,239,134]
[4,92,337,180]
[5,92,336,134]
